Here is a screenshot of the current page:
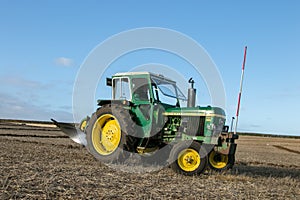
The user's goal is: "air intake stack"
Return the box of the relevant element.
[187,78,196,107]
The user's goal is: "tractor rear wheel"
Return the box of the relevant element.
[169,141,208,176]
[86,104,137,163]
[208,150,233,171]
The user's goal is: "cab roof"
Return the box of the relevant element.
[113,71,176,84]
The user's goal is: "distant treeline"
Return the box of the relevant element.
[0,119,54,125]
[235,132,300,139]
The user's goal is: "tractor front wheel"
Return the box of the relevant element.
[169,141,208,176]
[208,150,233,171]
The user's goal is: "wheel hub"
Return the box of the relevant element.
[185,156,195,163]
[214,154,222,162]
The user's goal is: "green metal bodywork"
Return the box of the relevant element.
[97,72,228,149]
[163,107,226,144]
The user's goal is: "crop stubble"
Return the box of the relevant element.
[0,122,299,199]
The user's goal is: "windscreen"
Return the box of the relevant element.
[151,77,186,100]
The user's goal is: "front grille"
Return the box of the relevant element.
[185,116,205,136]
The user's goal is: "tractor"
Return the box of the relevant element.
[52,71,238,176]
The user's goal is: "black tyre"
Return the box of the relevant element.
[208,150,234,171]
[169,141,208,176]
[86,104,137,163]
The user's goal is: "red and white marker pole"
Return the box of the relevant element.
[234,46,247,135]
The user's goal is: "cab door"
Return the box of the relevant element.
[131,77,166,139]
[131,77,153,137]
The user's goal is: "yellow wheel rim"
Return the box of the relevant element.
[177,148,201,172]
[92,114,121,155]
[80,120,87,131]
[209,151,228,169]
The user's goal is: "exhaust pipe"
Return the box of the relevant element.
[187,78,196,107]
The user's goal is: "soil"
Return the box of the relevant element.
[0,121,299,199]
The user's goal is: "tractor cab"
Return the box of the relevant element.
[109,72,186,108]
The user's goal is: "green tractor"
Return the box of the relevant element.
[52,72,238,175]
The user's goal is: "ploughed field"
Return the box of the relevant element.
[0,120,299,199]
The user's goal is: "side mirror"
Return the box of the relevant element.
[106,78,112,86]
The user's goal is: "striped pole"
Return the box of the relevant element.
[234,46,247,135]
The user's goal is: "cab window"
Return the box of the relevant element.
[132,78,150,101]
[113,78,131,100]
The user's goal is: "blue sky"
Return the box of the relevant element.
[0,1,299,136]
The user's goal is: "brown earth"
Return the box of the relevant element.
[0,121,299,199]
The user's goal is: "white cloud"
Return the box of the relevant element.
[55,57,73,67]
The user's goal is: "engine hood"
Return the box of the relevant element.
[163,106,226,119]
